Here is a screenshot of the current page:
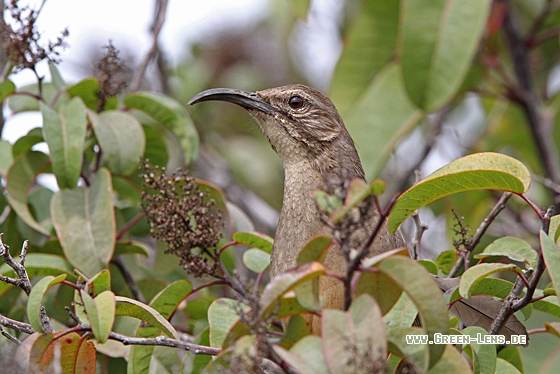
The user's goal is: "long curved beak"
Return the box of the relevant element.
[188,88,276,115]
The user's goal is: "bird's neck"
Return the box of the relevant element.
[271,159,327,276]
[271,154,363,269]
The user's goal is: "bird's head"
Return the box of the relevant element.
[189,84,364,178]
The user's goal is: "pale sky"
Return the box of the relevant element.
[4,0,341,144]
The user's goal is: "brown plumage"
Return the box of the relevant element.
[189,84,405,333]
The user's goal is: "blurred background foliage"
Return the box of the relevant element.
[1,0,560,371]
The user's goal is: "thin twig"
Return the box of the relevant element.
[448,192,512,277]
[489,206,553,335]
[0,313,35,334]
[40,306,53,333]
[502,0,560,209]
[525,0,558,44]
[343,195,399,310]
[111,257,146,303]
[129,0,169,91]
[107,328,221,355]
[0,236,32,295]
[0,326,21,345]
[115,211,146,240]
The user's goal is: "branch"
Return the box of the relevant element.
[0,313,34,334]
[502,0,560,209]
[115,211,146,240]
[448,192,512,277]
[343,195,398,310]
[129,0,169,91]
[0,236,32,295]
[111,257,146,303]
[489,206,553,335]
[525,0,558,45]
[107,328,221,355]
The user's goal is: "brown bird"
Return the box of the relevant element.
[189,84,405,333]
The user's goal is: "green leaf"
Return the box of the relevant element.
[544,322,560,338]
[127,326,159,374]
[426,344,471,373]
[378,256,448,368]
[474,236,537,269]
[27,274,67,331]
[462,326,497,374]
[550,215,560,243]
[387,327,429,371]
[49,63,66,88]
[329,0,400,115]
[88,269,111,296]
[208,298,249,348]
[88,110,146,175]
[494,358,522,374]
[314,190,343,214]
[459,263,522,298]
[8,82,68,113]
[533,293,560,318]
[124,92,199,165]
[277,293,315,318]
[67,78,99,110]
[12,132,43,158]
[113,240,150,257]
[294,278,321,311]
[297,235,332,264]
[322,294,387,373]
[0,140,13,176]
[51,168,115,277]
[114,295,178,339]
[401,0,491,111]
[497,346,523,373]
[259,262,326,318]
[242,248,270,273]
[542,230,560,301]
[142,124,169,167]
[194,178,229,214]
[356,269,403,315]
[418,260,438,275]
[344,63,424,179]
[330,178,385,223]
[388,153,532,233]
[41,97,87,188]
[233,231,273,254]
[448,277,513,303]
[436,250,458,275]
[149,279,192,318]
[274,336,328,374]
[6,151,51,235]
[383,292,418,328]
[279,315,312,349]
[0,79,15,102]
[81,290,115,343]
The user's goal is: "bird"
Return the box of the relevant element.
[189,84,405,333]
[188,85,528,343]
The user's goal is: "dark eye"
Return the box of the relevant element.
[288,95,304,109]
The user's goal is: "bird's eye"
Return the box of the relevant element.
[288,95,304,109]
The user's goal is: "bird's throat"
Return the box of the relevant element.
[270,160,330,278]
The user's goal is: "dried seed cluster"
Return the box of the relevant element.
[3,0,68,72]
[141,162,222,277]
[94,41,127,111]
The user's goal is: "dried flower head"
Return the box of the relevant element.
[141,161,223,277]
[452,209,471,251]
[94,41,128,111]
[3,0,68,72]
